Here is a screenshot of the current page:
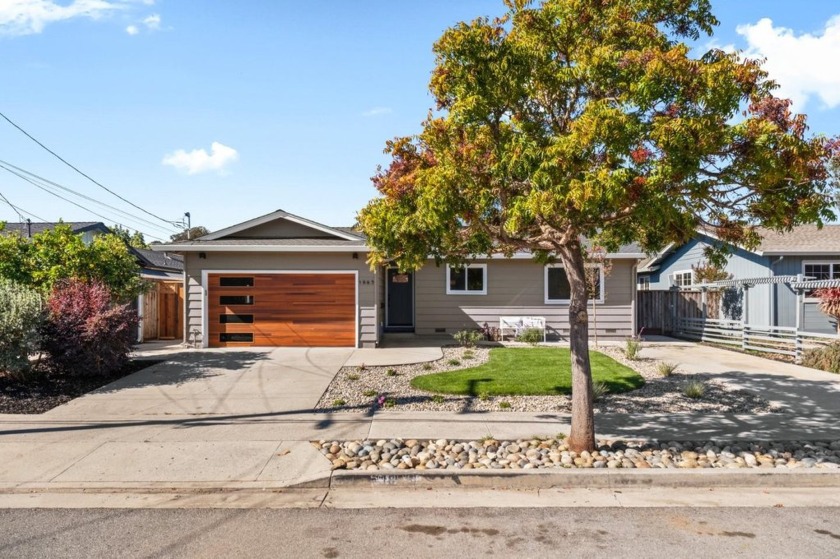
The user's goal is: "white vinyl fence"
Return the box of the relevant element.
[675,318,837,362]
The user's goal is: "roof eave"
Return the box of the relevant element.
[150,244,369,253]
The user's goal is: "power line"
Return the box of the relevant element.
[0,190,47,222]
[0,110,182,227]
[0,160,178,235]
[0,165,168,243]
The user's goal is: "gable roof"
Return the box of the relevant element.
[132,247,184,272]
[638,224,840,272]
[0,221,110,237]
[200,209,363,242]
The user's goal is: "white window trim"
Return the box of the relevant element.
[803,260,840,302]
[672,269,693,288]
[544,264,604,304]
[638,276,650,291]
[446,263,487,296]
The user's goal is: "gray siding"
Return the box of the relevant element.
[771,255,839,333]
[183,252,378,347]
[413,258,637,340]
[227,219,336,239]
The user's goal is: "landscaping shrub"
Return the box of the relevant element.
[516,328,543,345]
[591,381,609,402]
[657,362,678,377]
[0,279,44,380]
[683,380,706,399]
[41,280,138,377]
[453,329,483,347]
[801,342,840,374]
[624,337,642,360]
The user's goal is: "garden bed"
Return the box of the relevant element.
[0,360,163,414]
[315,344,782,414]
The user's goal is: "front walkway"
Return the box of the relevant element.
[0,338,839,491]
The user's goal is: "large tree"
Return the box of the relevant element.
[357,0,839,451]
[0,224,143,302]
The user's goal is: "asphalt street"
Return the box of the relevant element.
[1,507,839,558]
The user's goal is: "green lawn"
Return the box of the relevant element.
[411,347,644,396]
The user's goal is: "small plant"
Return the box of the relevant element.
[462,350,475,359]
[499,401,511,409]
[357,363,367,372]
[802,342,840,374]
[478,391,491,401]
[384,398,397,408]
[656,362,678,377]
[479,434,495,443]
[431,394,445,404]
[386,368,398,377]
[331,398,347,407]
[591,381,609,402]
[624,337,642,360]
[347,373,360,381]
[447,358,461,366]
[516,327,543,345]
[363,390,377,397]
[453,329,484,347]
[422,363,434,371]
[556,433,567,440]
[683,380,706,399]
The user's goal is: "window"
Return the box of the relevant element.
[672,270,693,288]
[638,276,650,291]
[544,265,604,304]
[446,264,487,295]
[219,333,253,343]
[219,314,254,324]
[219,277,254,287]
[803,261,840,300]
[219,295,254,305]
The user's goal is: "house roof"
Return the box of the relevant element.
[132,247,184,272]
[199,209,363,241]
[0,221,110,237]
[637,224,840,273]
[755,225,840,255]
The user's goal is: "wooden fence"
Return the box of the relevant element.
[636,290,720,335]
[141,281,183,342]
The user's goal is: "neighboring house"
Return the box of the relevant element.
[152,209,645,348]
[0,221,185,342]
[637,225,840,333]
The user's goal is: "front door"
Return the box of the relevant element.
[386,268,414,331]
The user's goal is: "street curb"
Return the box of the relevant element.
[329,469,840,489]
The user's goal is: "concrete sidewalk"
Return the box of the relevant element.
[2,338,840,496]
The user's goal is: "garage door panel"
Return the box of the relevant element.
[208,273,356,348]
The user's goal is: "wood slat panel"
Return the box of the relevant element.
[208,273,356,347]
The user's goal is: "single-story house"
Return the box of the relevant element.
[637,225,840,333]
[0,221,185,342]
[152,210,645,348]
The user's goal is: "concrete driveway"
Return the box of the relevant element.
[47,347,355,419]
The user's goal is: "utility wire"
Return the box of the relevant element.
[0,166,167,243]
[0,110,182,227]
[0,160,177,235]
[0,190,48,222]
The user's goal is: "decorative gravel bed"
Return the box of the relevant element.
[315,437,840,471]
[315,345,782,414]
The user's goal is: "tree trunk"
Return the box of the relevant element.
[558,241,596,453]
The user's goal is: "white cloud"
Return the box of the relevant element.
[0,0,125,36]
[362,107,393,117]
[142,12,159,30]
[162,142,239,175]
[737,15,840,110]
[125,23,137,35]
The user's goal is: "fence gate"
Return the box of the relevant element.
[636,290,720,334]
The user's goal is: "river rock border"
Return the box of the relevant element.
[315,438,840,471]
[315,344,781,414]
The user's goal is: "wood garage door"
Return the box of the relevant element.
[208,273,356,347]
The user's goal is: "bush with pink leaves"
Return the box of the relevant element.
[42,280,138,377]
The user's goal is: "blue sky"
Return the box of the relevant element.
[1,1,839,242]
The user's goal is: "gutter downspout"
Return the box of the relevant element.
[769,256,784,326]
